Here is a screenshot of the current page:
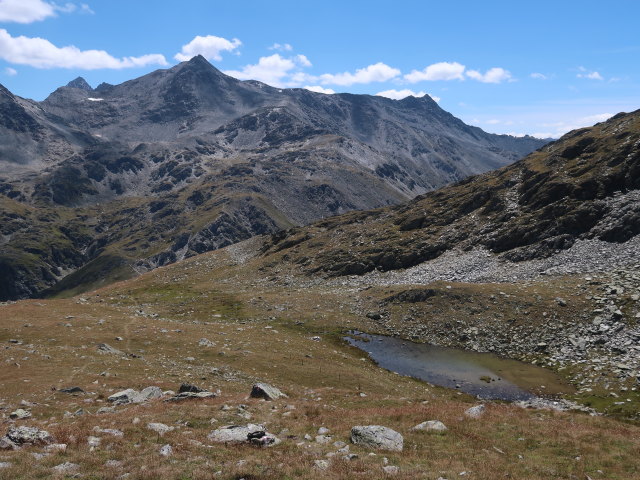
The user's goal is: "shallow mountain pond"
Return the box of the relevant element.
[345,331,574,401]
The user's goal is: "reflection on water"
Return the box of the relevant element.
[345,331,573,401]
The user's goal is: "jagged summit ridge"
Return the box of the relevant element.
[66,77,93,91]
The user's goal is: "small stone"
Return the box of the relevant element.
[147,423,174,436]
[59,386,84,394]
[93,427,124,437]
[105,460,123,467]
[383,465,399,475]
[318,427,330,435]
[10,409,31,420]
[44,443,67,453]
[87,436,101,448]
[0,462,11,469]
[313,460,330,470]
[53,462,78,473]
[315,435,331,444]
[465,404,485,418]
[412,420,447,432]
[159,444,173,457]
[0,437,17,450]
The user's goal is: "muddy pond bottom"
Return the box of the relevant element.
[345,332,574,401]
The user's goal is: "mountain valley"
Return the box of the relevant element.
[0,56,546,300]
[0,101,639,478]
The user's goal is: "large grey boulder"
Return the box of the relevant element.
[250,383,287,401]
[350,425,403,451]
[5,426,54,446]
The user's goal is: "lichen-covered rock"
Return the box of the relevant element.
[350,425,403,451]
[6,426,54,446]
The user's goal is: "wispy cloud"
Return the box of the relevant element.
[530,72,548,80]
[224,54,312,87]
[375,88,440,102]
[175,35,242,62]
[577,66,604,80]
[466,67,513,83]
[404,62,465,82]
[318,62,400,86]
[0,28,167,69]
[269,43,292,52]
[4,66,17,75]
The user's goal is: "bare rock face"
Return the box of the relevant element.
[0,55,547,302]
[350,425,403,451]
[250,383,287,401]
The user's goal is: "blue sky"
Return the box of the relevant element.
[1,0,638,138]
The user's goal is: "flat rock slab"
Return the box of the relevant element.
[165,391,216,402]
[350,425,403,451]
[107,386,163,405]
[208,424,265,443]
[250,382,287,401]
[412,420,447,432]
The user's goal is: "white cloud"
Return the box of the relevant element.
[466,67,512,83]
[578,71,603,80]
[0,28,168,69]
[269,43,292,52]
[318,62,400,86]
[576,66,604,81]
[0,0,54,23]
[404,62,465,82]
[530,72,547,80]
[303,85,335,94]
[174,35,242,62]
[224,53,311,87]
[376,88,425,100]
[4,66,16,75]
[375,88,440,103]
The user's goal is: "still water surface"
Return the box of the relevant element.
[345,332,574,401]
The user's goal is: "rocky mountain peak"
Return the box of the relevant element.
[66,77,93,91]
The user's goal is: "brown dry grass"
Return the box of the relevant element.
[1,246,640,479]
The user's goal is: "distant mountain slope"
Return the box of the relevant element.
[0,56,547,300]
[260,109,640,276]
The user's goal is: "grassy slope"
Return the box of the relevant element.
[1,244,639,479]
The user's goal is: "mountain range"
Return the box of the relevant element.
[0,56,547,301]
